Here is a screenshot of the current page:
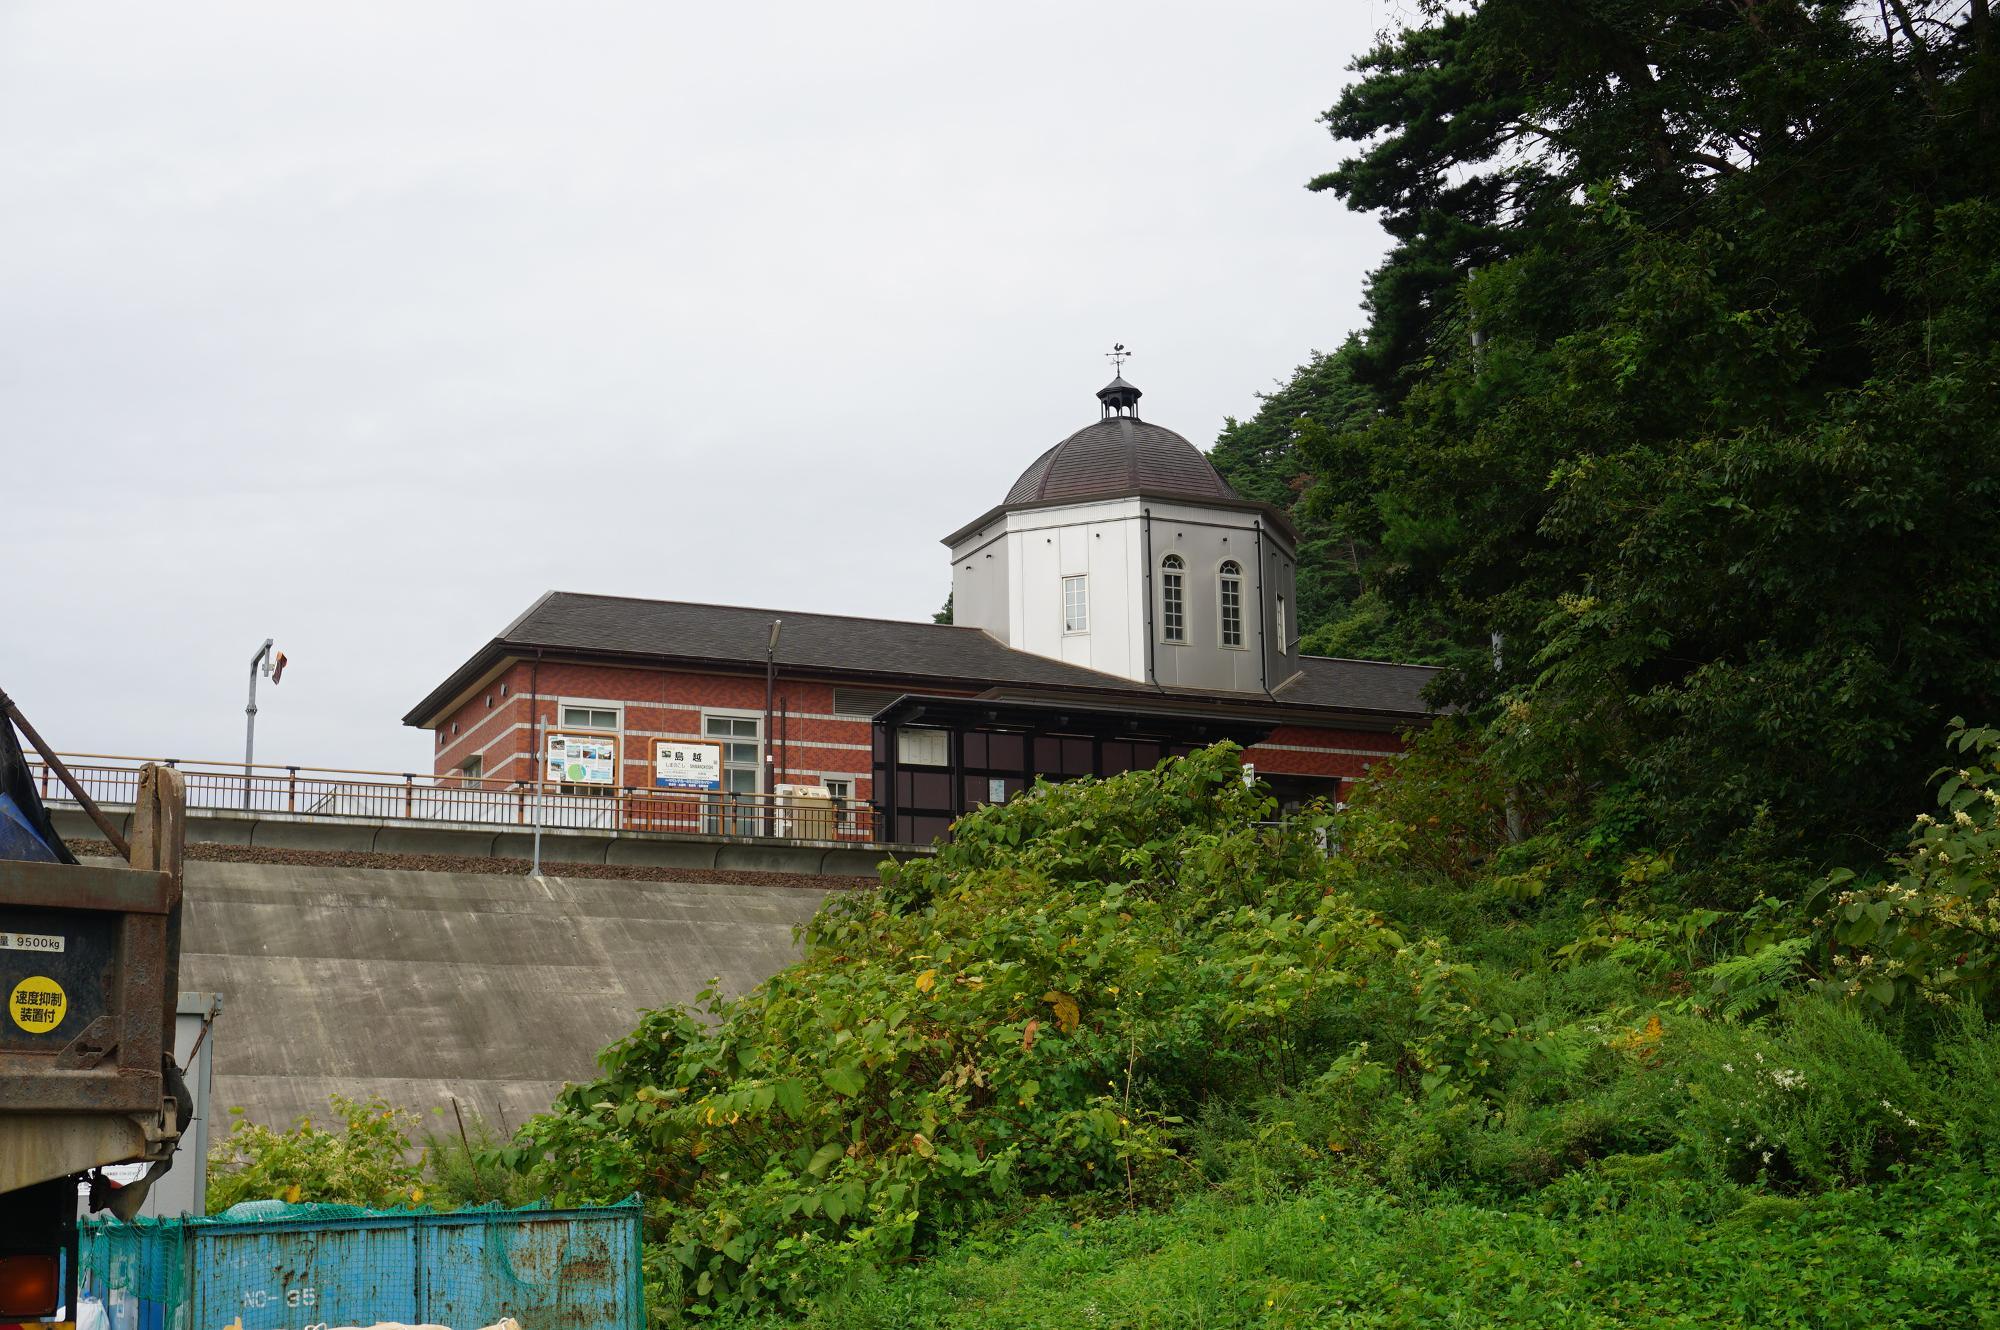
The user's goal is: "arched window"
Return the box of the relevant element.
[1219,560,1244,648]
[1160,554,1185,642]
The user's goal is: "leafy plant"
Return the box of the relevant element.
[1823,721,2000,1009]
[489,747,1445,1315]
[207,1095,426,1211]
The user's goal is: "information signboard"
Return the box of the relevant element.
[653,740,724,791]
[547,732,618,786]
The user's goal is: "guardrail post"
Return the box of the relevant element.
[517,785,527,825]
[287,766,298,813]
[403,774,414,819]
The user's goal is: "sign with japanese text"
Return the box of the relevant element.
[547,732,617,786]
[654,740,724,791]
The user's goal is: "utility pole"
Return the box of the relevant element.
[244,639,274,810]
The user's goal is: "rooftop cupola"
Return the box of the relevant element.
[1096,374,1143,418]
[1097,342,1141,418]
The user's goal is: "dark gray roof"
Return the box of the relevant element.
[1004,416,1238,507]
[406,591,1441,728]
[497,592,1137,688]
[1272,656,1442,716]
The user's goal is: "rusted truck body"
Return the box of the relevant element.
[0,696,188,1324]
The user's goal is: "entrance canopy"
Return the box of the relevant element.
[870,693,1273,846]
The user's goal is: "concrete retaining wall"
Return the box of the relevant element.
[160,859,834,1132]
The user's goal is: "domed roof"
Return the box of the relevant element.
[1004,414,1239,507]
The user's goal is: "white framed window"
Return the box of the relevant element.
[460,755,482,780]
[1276,595,1288,656]
[704,713,763,795]
[1062,575,1089,634]
[1160,555,1185,642]
[561,704,620,731]
[823,777,858,832]
[1219,561,1245,648]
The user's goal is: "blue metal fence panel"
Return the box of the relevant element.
[191,1212,416,1330]
[418,1204,640,1330]
[80,1200,642,1330]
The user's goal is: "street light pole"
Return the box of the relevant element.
[244,638,274,810]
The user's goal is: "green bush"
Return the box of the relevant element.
[1822,720,2000,1010]
[492,747,1449,1316]
[208,1095,426,1211]
[1674,996,1932,1188]
[207,1096,540,1212]
[1928,1002,2000,1159]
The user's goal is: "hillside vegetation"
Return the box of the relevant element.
[461,732,2000,1326]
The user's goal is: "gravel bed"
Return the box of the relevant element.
[62,838,874,891]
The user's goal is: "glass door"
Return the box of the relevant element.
[704,714,763,835]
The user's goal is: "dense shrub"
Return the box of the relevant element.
[208,1096,426,1210]
[207,1097,535,1211]
[1824,720,2000,1009]
[491,747,1468,1315]
[1674,996,1933,1188]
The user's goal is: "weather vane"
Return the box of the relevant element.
[1106,342,1131,374]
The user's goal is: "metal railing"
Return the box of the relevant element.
[27,754,880,845]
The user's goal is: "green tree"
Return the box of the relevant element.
[1308,0,2000,879]
[1209,342,1459,663]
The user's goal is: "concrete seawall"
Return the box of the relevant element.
[170,859,829,1135]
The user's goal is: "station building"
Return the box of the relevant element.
[403,376,1438,845]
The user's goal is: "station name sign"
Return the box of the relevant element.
[654,740,723,791]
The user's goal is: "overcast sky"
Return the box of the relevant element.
[3,2,1395,774]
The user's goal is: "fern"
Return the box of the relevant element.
[1702,938,1812,1021]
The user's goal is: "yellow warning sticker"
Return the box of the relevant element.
[9,975,66,1034]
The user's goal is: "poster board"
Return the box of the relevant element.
[654,740,724,791]
[546,731,618,786]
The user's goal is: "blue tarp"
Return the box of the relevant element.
[0,710,74,864]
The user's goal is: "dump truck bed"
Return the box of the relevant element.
[0,856,180,1193]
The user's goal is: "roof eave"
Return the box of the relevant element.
[402,641,514,728]
[942,491,1300,548]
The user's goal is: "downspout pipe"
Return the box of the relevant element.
[529,649,544,874]
[1253,521,1270,695]
[1141,508,1156,685]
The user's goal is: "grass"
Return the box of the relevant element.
[777,1161,2000,1328]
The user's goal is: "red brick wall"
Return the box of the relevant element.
[425,659,1411,803]
[430,661,896,797]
